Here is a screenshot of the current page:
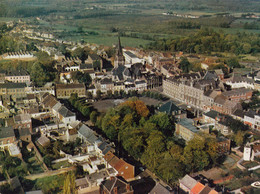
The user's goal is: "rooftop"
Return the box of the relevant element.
[0,126,15,139]
[177,118,198,133]
[56,83,85,89]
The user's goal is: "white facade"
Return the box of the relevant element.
[65,66,80,72]
[244,146,251,161]
[225,80,254,89]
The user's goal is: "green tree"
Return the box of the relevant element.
[179,57,192,73]
[90,111,98,124]
[96,90,102,100]
[63,172,76,194]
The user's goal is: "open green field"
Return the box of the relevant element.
[0,0,260,48]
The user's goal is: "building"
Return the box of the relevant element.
[13,114,32,133]
[100,176,133,194]
[179,174,198,193]
[114,36,125,68]
[212,95,242,115]
[0,83,27,101]
[5,70,30,85]
[244,144,252,161]
[97,78,114,93]
[123,50,143,64]
[225,74,254,89]
[158,101,186,119]
[222,88,253,102]
[149,183,174,194]
[104,151,135,180]
[0,126,16,150]
[56,83,86,98]
[163,76,216,110]
[78,124,98,145]
[175,118,199,141]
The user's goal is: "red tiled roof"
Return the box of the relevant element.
[191,182,205,194]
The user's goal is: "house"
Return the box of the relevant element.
[86,54,103,71]
[0,82,27,101]
[100,176,134,194]
[75,177,89,192]
[212,95,242,115]
[5,70,30,85]
[149,183,174,194]
[179,174,197,193]
[97,78,114,93]
[135,80,147,91]
[104,151,135,180]
[158,101,186,119]
[215,69,224,80]
[0,126,16,150]
[13,114,32,133]
[56,83,86,98]
[56,105,76,126]
[18,128,31,142]
[86,170,110,186]
[175,118,199,142]
[225,74,254,89]
[190,182,205,194]
[36,135,50,147]
[222,88,253,102]
[78,124,98,145]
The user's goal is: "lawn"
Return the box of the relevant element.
[241,161,259,169]
[34,174,65,193]
[51,161,71,170]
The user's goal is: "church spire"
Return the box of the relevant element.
[117,35,123,56]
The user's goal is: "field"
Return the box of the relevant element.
[0,1,259,48]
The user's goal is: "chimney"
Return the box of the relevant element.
[113,187,118,194]
[126,184,131,191]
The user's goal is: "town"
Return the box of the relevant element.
[0,17,259,194]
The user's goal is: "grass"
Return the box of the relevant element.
[34,174,65,193]
[241,161,259,169]
[51,161,71,170]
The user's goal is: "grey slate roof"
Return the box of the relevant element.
[203,110,221,119]
[124,51,138,58]
[0,83,26,89]
[58,106,75,118]
[179,174,197,190]
[78,124,98,144]
[177,118,198,133]
[159,101,180,115]
[80,63,93,70]
[0,126,15,139]
[149,182,173,194]
[101,177,131,194]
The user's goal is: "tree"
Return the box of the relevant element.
[141,130,166,170]
[234,131,245,146]
[63,172,76,194]
[90,111,98,124]
[149,112,172,136]
[86,91,93,99]
[96,90,102,100]
[179,57,192,73]
[183,137,210,172]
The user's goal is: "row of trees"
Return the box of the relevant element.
[69,94,94,119]
[94,98,220,185]
[146,28,260,55]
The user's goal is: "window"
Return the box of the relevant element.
[125,166,128,169]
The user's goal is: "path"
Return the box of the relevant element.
[25,166,76,180]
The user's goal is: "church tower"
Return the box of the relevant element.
[114,36,125,68]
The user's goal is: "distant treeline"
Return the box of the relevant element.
[146,28,260,55]
[0,5,57,17]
